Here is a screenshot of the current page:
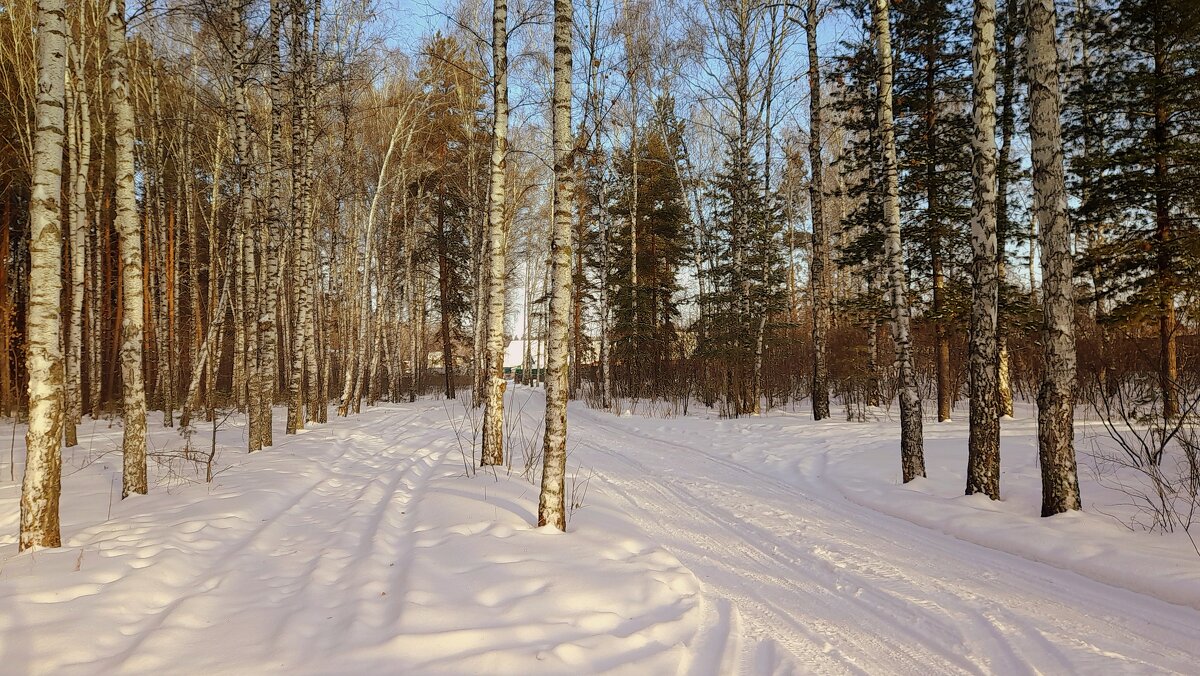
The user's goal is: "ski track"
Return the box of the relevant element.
[70,406,453,674]
[569,403,1200,675]
[7,393,1200,675]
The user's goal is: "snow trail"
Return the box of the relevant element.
[566,398,1200,674]
[4,391,1200,674]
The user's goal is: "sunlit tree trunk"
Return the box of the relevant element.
[481,0,510,466]
[1027,0,1081,515]
[805,0,830,421]
[64,41,90,448]
[967,0,1001,499]
[109,0,148,496]
[259,0,285,447]
[287,0,314,433]
[539,0,574,531]
[996,0,1017,418]
[872,0,925,482]
[21,0,68,550]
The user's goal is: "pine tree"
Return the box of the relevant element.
[700,149,786,417]
[1074,0,1200,421]
[893,0,974,423]
[608,108,691,392]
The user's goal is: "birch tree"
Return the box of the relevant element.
[480,0,510,467]
[229,0,262,451]
[64,34,90,449]
[804,0,830,421]
[109,0,147,497]
[20,0,68,550]
[538,0,574,531]
[873,0,925,482]
[260,0,286,447]
[1027,0,1081,515]
[966,0,1000,499]
[287,0,317,434]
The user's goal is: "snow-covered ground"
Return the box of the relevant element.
[2,387,1198,674]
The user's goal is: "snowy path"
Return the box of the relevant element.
[4,391,1200,674]
[568,401,1200,675]
[2,407,456,673]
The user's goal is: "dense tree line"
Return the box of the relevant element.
[2,0,1197,542]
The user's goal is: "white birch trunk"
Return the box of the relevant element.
[108,0,147,497]
[966,0,1001,499]
[481,0,510,467]
[872,0,925,482]
[230,0,261,451]
[20,0,68,550]
[1027,0,1081,515]
[287,0,312,433]
[538,0,573,531]
[805,0,830,421]
[260,0,285,447]
[64,45,90,448]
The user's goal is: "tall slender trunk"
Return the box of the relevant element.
[436,192,455,400]
[65,43,91,447]
[109,0,148,496]
[88,92,107,418]
[624,12,640,391]
[287,0,312,433]
[539,0,574,531]
[259,0,285,446]
[231,0,261,452]
[1027,0,1080,515]
[873,0,926,482]
[405,188,420,402]
[0,201,12,417]
[481,0,511,465]
[967,0,1001,499]
[307,2,323,424]
[805,0,830,421]
[996,0,1017,417]
[21,0,69,549]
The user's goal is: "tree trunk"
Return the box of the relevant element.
[538,0,574,531]
[805,0,830,422]
[21,0,68,550]
[259,0,285,447]
[436,193,455,400]
[64,45,91,448]
[109,0,148,497]
[287,0,313,434]
[873,0,926,483]
[1027,0,1081,515]
[996,0,1017,418]
[229,0,261,451]
[967,0,1001,499]
[481,0,510,466]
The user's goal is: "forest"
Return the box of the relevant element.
[1,0,1199,661]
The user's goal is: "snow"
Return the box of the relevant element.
[2,390,1199,674]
